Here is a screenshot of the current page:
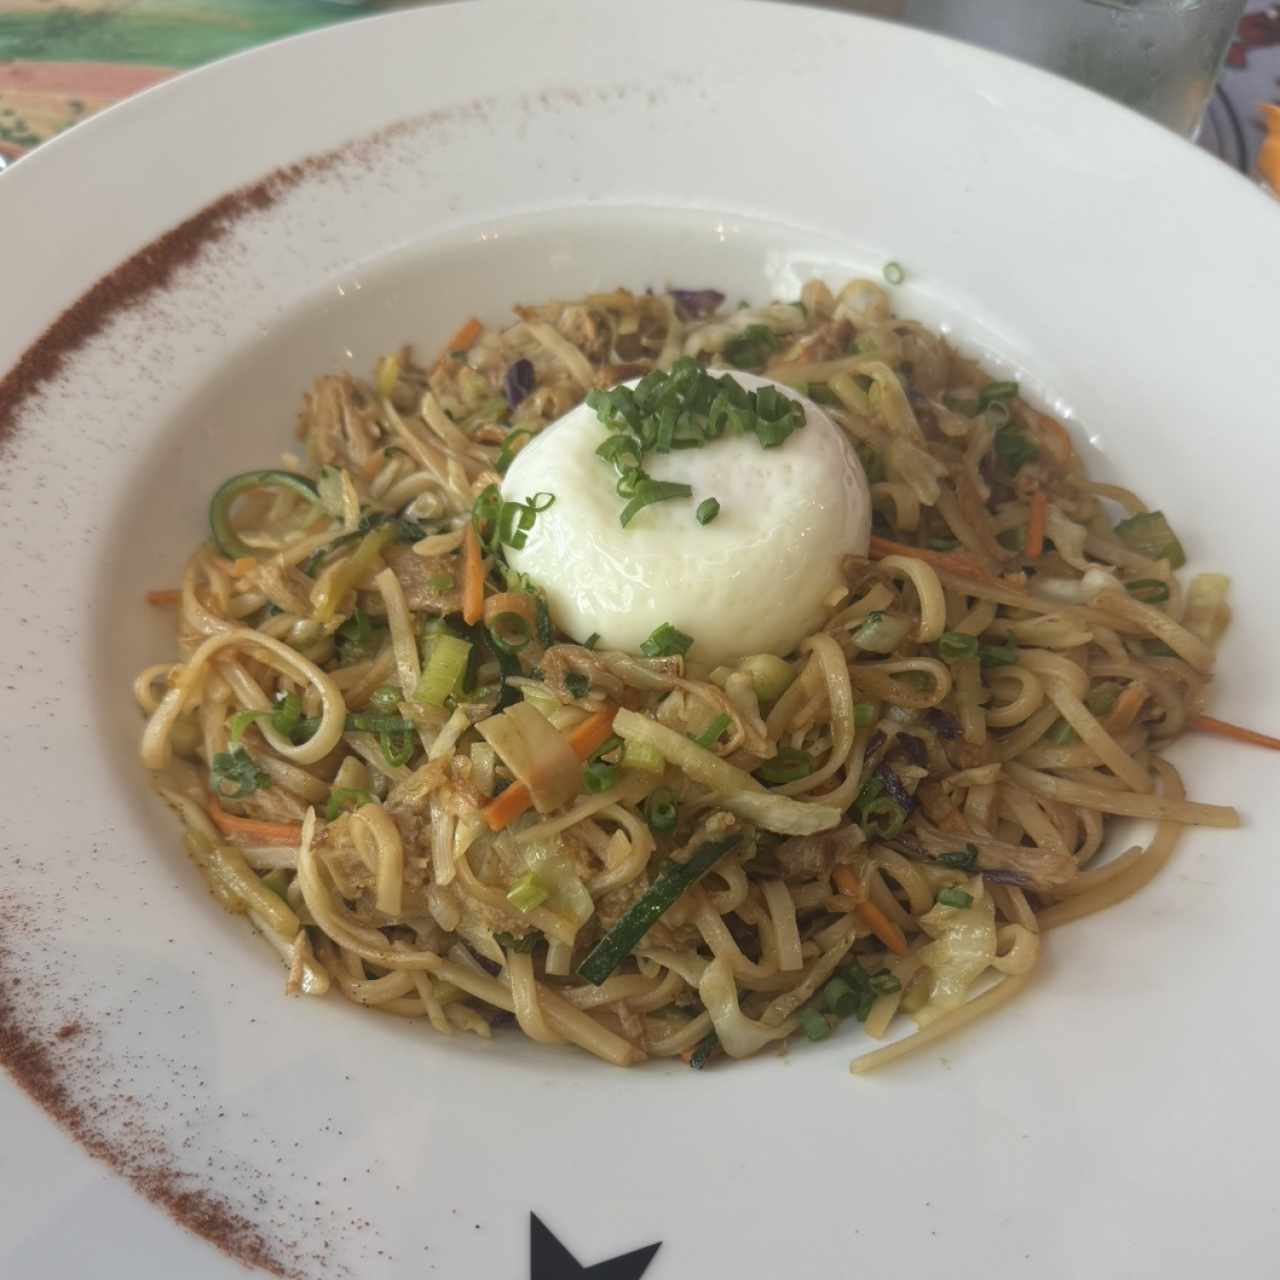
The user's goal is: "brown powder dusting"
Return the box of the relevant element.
[0,909,296,1277]
[0,109,445,452]
[0,172,294,447]
[0,93,534,1275]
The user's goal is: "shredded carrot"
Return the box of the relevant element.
[434,316,483,368]
[832,864,909,955]
[481,707,619,833]
[230,556,257,577]
[461,521,484,625]
[868,535,993,582]
[679,1046,697,1064]
[564,707,619,760]
[1105,682,1149,735]
[1024,491,1048,560]
[207,798,304,845]
[1190,715,1280,752]
[145,588,181,606]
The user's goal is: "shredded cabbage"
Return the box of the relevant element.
[698,956,796,1057]
[914,877,997,1027]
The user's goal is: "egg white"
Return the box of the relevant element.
[502,371,870,666]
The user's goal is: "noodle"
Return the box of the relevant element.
[134,277,1239,1074]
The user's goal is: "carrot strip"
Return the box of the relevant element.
[868,535,993,582]
[1104,682,1149,735]
[434,316,482,367]
[1024,491,1048,560]
[564,707,619,760]
[832,864,909,955]
[145,588,181,606]
[230,556,257,577]
[461,521,484,625]
[481,707,619,833]
[207,798,303,845]
[1190,716,1280,752]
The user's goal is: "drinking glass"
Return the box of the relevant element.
[898,0,1248,136]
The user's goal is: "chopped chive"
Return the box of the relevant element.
[495,427,533,473]
[756,747,812,785]
[645,787,678,834]
[619,478,694,527]
[854,702,878,729]
[324,787,373,820]
[696,497,721,526]
[487,611,532,655]
[859,796,907,838]
[368,685,401,715]
[834,965,878,1020]
[1114,511,1185,569]
[993,422,1039,473]
[210,747,270,799]
[378,726,415,768]
[822,977,860,1018]
[937,886,973,909]
[882,260,905,285]
[869,970,902,995]
[1045,718,1078,746]
[978,640,1019,668]
[583,761,618,794]
[691,713,731,750]
[640,622,694,659]
[798,1007,832,1041]
[937,844,979,872]
[723,324,779,371]
[937,631,980,661]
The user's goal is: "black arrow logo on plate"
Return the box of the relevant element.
[529,1212,661,1279]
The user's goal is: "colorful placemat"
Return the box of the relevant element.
[2,1,1278,182]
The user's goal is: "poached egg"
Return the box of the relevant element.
[501,371,870,666]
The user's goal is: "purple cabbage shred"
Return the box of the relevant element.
[670,288,726,320]
[503,358,536,408]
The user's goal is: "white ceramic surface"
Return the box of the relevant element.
[1,3,1278,1277]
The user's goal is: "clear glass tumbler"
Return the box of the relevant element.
[897,0,1248,136]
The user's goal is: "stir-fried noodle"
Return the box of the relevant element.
[136,278,1238,1070]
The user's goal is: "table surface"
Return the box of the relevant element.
[1,0,1277,178]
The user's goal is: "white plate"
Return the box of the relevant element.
[2,3,1278,1276]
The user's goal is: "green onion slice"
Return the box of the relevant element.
[757,747,812,785]
[645,787,678,834]
[937,631,980,661]
[640,622,694,659]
